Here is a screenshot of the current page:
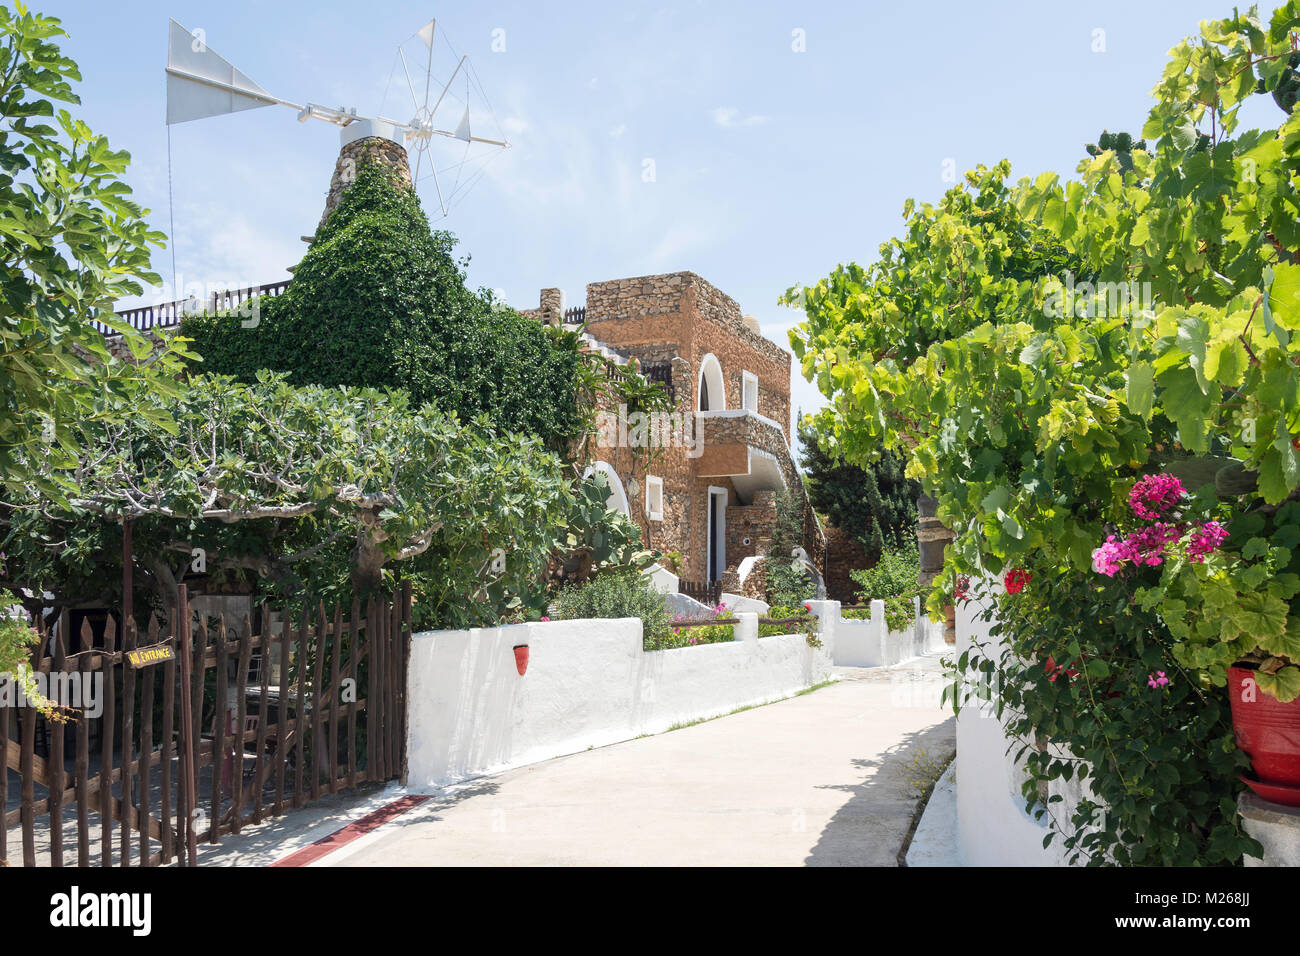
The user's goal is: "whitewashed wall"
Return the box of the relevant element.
[829,597,946,668]
[953,585,1070,866]
[405,603,836,790]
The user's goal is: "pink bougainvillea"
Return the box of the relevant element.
[1147,671,1170,689]
[1092,472,1230,578]
[1092,536,1126,577]
[1128,473,1185,521]
[1186,521,1228,562]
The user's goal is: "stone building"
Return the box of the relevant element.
[520,273,824,595]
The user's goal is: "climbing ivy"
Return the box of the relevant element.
[182,160,585,453]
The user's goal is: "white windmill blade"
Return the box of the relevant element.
[165,19,293,124]
[417,19,435,50]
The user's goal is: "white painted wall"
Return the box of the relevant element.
[720,591,768,614]
[830,597,946,668]
[406,604,836,790]
[953,585,1069,866]
[643,562,679,594]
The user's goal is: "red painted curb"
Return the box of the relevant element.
[271,794,433,867]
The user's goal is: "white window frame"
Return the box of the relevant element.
[697,353,725,412]
[645,475,664,522]
[741,370,759,413]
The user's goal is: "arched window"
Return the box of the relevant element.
[583,461,631,517]
[697,353,725,412]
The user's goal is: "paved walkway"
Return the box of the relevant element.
[317,654,955,867]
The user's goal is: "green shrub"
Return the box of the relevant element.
[764,559,817,607]
[553,570,669,650]
[850,543,920,601]
[849,544,921,634]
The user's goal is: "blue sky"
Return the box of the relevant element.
[43,0,1281,433]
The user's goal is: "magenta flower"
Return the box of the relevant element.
[540,616,550,622]
[1147,671,1170,689]
[1186,521,1228,562]
[1129,474,1184,521]
[1124,523,1182,566]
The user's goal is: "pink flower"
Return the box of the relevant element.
[1129,474,1184,521]
[1186,521,1228,562]
[1147,671,1170,689]
[1123,522,1182,567]
[1092,537,1126,577]
[540,616,550,622]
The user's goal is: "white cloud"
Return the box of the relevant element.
[712,106,769,128]
[609,123,626,138]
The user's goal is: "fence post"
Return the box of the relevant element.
[176,584,198,867]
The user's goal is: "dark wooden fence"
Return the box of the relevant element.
[679,579,722,607]
[95,280,292,335]
[2,582,410,867]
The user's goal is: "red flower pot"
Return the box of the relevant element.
[1228,664,1300,803]
[513,644,529,676]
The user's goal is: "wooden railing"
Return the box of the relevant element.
[679,579,722,607]
[97,280,291,336]
[563,305,586,324]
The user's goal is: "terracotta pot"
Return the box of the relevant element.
[1228,664,1300,801]
[513,644,529,676]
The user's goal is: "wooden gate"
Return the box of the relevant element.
[2,582,411,867]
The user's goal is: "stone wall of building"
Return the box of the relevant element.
[316,136,413,235]
[564,271,819,586]
[823,523,875,604]
[520,288,565,325]
[725,489,778,569]
[585,271,792,442]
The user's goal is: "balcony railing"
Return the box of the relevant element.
[98,280,291,335]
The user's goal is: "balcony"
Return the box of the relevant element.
[694,410,793,502]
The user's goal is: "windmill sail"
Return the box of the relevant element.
[166,19,278,125]
[453,105,471,142]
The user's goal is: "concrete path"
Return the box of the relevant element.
[322,654,955,867]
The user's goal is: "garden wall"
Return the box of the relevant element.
[831,597,945,668]
[405,603,836,790]
[953,584,1070,865]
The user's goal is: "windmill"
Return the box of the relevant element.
[165,17,509,219]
